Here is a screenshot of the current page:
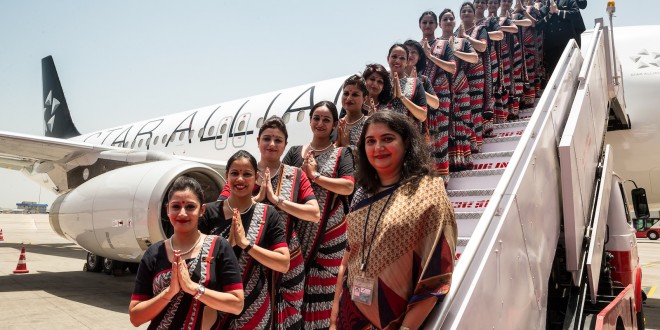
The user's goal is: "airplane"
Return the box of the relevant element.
[0,23,658,274]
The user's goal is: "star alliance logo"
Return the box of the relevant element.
[630,49,660,69]
[43,90,59,133]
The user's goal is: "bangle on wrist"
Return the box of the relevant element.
[193,284,206,300]
[311,172,321,182]
[277,196,285,208]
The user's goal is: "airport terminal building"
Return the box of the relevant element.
[15,201,48,214]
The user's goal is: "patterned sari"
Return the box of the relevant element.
[382,76,427,135]
[337,176,457,329]
[475,16,501,137]
[272,164,308,330]
[496,17,514,123]
[423,38,453,183]
[510,11,525,118]
[213,203,287,330]
[285,146,353,329]
[462,25,488,153]
[450,37,474,171]
[131,236,243,330]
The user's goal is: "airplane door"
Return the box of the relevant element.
[232,113,251,148]
[214,116,232,150]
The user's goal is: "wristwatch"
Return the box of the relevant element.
[244,241,254,253]
[194,284,206,300]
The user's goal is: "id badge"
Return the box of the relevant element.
[351,276,375,306]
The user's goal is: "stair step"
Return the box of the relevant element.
[448,168,506,190]
[454,211,483,220]
[447,189,495,198]
[492,120,529,132]
[484,132,523,142]
[457,237,470,247]
[472,155,510,171]
[450,193,491,213]
[480,138,519,152]
[471,150,514,160]
[456,217,480,238]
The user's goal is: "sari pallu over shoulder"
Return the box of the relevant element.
[339,176,457,329]
[272,164,305,330]
[216,203,273,330]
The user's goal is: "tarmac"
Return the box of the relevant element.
[0,215,146,329]
[0,214,659,329]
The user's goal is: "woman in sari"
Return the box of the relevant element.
[515,0,542,109]
[382,43,428,132]
[130,176,244,329]
[404,39,440,111]
[501,0,533,119]
[422,10,456,183]
[331,111,457,330]
[362,64,393,114]
[474,0,504,137]
[283,101,355,329]
[205,117,321,329]
[336,74,369,151]
[199,150,291,329]
[442,8,478,171]
[458,2,489,153]
[488,0,517,123]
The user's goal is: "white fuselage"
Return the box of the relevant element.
[605,25,660,212]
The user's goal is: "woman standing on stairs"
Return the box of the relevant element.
[331,111,457,330]
[283,101,355,329]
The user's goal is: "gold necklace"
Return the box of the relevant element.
[258,163,283,176]
[308,142,333,153]
[226,198,255,215]
[169,231,202,255]
[345,114,365,126]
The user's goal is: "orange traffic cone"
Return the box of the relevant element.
[0,229,4,241]
[13,246,29,274]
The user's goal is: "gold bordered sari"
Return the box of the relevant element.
[337,176,457,329]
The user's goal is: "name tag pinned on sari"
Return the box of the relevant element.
[351,276,375,306]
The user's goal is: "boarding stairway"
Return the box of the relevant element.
[427,20,629,329]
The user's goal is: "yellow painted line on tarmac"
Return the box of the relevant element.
[642,261,660,268]
[648,286,656,298]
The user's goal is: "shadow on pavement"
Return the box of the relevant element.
[0,242,85,260]
[0,269,136,314]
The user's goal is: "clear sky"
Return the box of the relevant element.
[0,0,656,209]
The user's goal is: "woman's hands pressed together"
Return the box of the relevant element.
[231,208,250,250]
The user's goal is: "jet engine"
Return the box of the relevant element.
[49,160,224,262]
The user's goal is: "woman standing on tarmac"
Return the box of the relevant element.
[204,117,321,329]
[283,101,355,329]
[199,151,291,329]
[129,176,244,329]
[330,111,457,330]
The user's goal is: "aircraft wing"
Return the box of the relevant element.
[0,130,226,192]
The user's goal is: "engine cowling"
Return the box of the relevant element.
[49,160,224,262]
